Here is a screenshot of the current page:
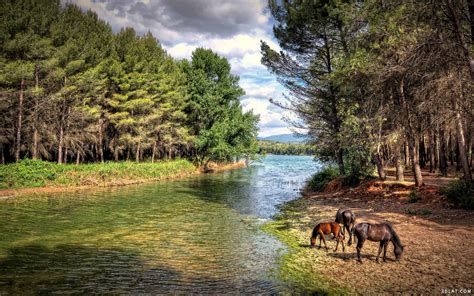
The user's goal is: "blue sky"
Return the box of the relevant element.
[66,0,299,137]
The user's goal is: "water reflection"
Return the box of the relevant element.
[0,155,319,294]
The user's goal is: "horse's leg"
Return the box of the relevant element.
[356,238,365,263]
[376,241,383,263]
[348,223,354,246]
[341,236,345,252]
[334,234,339,252]
[320,230,328,251]
[344,224,351,244]
[383,242,388,262]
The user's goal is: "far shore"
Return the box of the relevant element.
[0,160,247,198]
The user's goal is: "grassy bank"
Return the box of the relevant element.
[262,199,353,295]
[0,159,197,190]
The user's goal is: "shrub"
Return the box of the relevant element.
[442,179,474,210]
[306,166,339,192]
[408,190,421,203]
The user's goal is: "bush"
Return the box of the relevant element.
[306,166,339,192]
[442,179,474,210]
[408,189,421,203]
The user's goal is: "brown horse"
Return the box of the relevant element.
[310,222,345,252]
[335,208,356,245]
[352,223,404,263]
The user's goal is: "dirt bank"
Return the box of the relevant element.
[265,178,474,295]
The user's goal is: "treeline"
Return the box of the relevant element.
[0,0,258,166]
[262,0,473,185]
[258,140,315,155]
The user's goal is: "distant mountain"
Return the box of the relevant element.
[258,133,309,143]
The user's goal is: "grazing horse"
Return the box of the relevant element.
[335,208,356,245]
[352,223,404,263]
[310,222,345,252]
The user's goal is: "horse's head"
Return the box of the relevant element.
[394,244,404,260]
[310,236,316,247]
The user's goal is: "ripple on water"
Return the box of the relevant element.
[0,155,320,294]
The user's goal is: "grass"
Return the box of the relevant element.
[0,159,196,189]
[261,199,354,295]
[442,179,474,210]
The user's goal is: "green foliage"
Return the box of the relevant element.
[257,140,315,155]
[306,166,339,192]
[0,159,195,189]
[182,48,259,165]
[442,180,474,210]
[408,190,421,203]
[0,3,258,165]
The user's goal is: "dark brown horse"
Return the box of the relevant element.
[335,208,356,245]
[351,223,404,263]
[310,222,345,252]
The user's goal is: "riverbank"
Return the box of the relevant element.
[0,159,246,197]
[263,177,474,295]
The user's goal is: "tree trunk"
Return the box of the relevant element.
[76,151,80,165]
[453,69,472,181]
[439,128,448,176]
[114,147,119,161]
[409,135,423,187]
[135,143,140,163]
[404,141,410,166]
[58,125,64,164]
[454,109,472,181]
[337,148,345,175]
[374,153,386,180]
[395,141,404,181]
[32,65,40,159]
[446,0,474,76]
[151,141,157,163]
[64,146,68,164]
[419,136,426,169]
[98,118,104,163]
[429,129,435,173]
[15,78,25,162]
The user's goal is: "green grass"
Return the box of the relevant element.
[261,199,354,295]
[0,159,196,189]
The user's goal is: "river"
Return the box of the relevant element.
[0,155,321,294]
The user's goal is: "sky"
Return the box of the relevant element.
[65,0,299,137]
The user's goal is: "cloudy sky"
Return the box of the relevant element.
[66,0,299,137]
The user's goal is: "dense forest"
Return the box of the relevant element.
[262,0,473,185]
[0,0,258,166]
[258,140,316,155]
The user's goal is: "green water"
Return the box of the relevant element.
[0,155,321,294]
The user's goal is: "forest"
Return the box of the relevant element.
[0,0,259,167]
[261,0,474,186]
[258,140,316,155]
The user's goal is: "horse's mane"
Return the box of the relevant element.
[385,223,403,248]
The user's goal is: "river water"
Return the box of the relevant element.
[0,155,321,294]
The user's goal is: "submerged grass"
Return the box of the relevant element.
[0,159,196,189]
[262,199,354,295]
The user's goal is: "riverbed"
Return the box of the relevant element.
[0,155,321,294]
